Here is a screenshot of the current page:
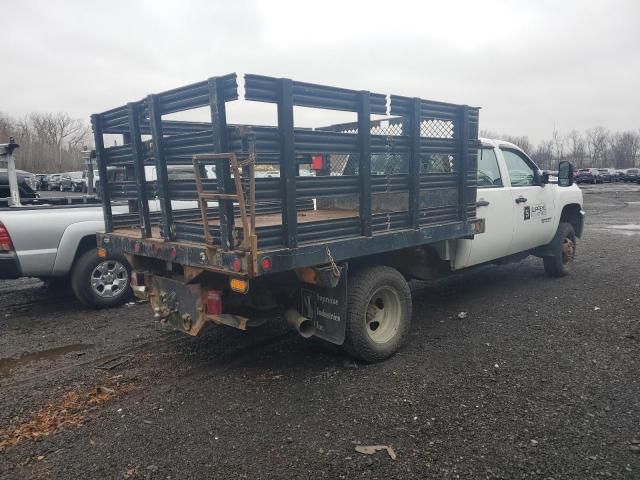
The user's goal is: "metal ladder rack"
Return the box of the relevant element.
[192,151,257,258]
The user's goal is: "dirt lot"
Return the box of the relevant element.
[1,184,639,479]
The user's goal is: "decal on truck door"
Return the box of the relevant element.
[531,204,547,219]
[524,204,547,221]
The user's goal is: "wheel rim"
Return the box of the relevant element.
[90,260,128,298]
[561,236,575,265]
[365,286,402,344]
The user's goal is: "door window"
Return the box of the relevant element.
[501,148,536,186]
[477,148,502,188]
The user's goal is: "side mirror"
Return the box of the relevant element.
[558,161,574,187]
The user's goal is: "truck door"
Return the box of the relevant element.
[454,147,514,269]
[500,147,556,253]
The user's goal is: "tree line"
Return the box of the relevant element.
[481,127,640,170]
[0,112,91,173]
[2,110,639,174]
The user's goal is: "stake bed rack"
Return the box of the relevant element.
[93,73,480,278]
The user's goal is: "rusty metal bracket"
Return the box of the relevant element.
[192,144,258,274]
[205,313,249,331]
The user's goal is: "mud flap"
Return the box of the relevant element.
[298,266,348,345]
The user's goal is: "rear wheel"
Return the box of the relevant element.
[543,222,576,277]
[71,249,131,308]
[342,266,412,363]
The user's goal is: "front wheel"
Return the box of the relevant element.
[543,222,576,277]
[342,266,412,363]
[71,249,132,308]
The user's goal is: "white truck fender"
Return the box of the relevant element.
[51,220,105,276]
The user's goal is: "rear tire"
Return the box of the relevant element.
[543,222,576,277]
[71,249,131,308]
[342,266,412,363]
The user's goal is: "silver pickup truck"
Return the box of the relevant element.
[0,138,133,307]
[0,202,133,308]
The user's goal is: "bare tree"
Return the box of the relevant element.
[566,130,586,167]
[586,126,609,167]
[531,140,554,169]
[610,131,640,169]
[1,112,91,173]
[551,128,565,162]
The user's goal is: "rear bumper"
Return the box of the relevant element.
[0,251,21,279]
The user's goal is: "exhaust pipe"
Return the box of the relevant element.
[285,309,315,338]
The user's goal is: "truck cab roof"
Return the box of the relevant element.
[479,138,525,152]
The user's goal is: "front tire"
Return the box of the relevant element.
[71,249,131,308]
[543,222,576,277]
[342,266,412,363]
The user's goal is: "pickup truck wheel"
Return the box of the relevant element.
[342,266,412,363]
[543,222,576,277]
[71,249,131,308]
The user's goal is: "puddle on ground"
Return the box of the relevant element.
[0,344,94,379]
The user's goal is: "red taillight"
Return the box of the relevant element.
[205,290,222,315]
[311,154,324,170]
[261,257,272,272]
[0,223,13,252]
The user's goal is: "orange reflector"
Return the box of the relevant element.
[97,247,107,258]
[230,278,249,294]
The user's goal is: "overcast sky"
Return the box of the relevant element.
[3,0,639,144]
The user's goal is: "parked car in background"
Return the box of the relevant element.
[48,173,74,191]
[608,168,621,182]
[0,169,39,199]
[623,168,639,182]
[34,174,49,190]
[65,171,86,192]
[575,168,602,184]
[597,168,612,182]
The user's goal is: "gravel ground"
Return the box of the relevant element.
[1,184,639,479]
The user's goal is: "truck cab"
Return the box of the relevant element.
[454,138,583,270]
